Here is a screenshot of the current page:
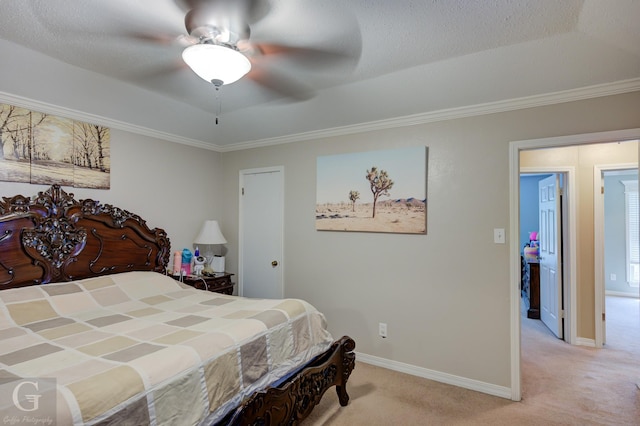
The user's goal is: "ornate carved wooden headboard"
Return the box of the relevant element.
[0,185,170,290]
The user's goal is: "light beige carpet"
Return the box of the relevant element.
[305,296,640,425]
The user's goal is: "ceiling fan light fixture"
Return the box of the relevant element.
[182,44,251,85]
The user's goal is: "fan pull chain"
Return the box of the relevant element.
[215,85,221,125]
[212,79,223,125]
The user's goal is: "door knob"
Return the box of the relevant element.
[271,261,278,267]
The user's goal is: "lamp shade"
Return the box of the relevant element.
[182,44,251,85]
[194,220,227,245]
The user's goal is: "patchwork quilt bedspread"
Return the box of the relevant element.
[0,271,333,425]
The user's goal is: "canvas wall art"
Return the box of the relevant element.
[316,146,428,234]
[0,103,111,189]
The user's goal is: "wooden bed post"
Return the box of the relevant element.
[223,336,356,425]
[335,335,356,406]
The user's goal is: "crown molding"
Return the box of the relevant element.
[3,78,639,153]
[0,91,220,152]
[221,77,640,152]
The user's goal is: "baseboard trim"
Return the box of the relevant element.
[355,352,512,400]
[575,337,596,347]
[605,290,639,298]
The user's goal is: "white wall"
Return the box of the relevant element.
[0,129,222,261]
[219,92,640,393]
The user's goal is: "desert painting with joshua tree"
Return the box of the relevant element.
[316,146,427,234]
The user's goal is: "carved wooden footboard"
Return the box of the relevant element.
[222,336,356,425]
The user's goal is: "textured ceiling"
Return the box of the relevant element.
[0,0,639,149]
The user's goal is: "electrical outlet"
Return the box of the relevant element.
[379,322,387,338]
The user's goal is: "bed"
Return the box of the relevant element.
[0,185,355,425]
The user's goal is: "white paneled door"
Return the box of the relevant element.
[239,167,284,299]
[538,174,563,339]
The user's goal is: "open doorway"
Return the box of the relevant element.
[599,167,640,346]
[508,129,640,401]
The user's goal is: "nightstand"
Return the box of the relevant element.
[178,273,235,295]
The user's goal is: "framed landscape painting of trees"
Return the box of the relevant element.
[0,103,110,189]
[316,146,428,234]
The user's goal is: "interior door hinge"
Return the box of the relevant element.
[602,312,606,321]
[242,187,244,195]
[601,186,604,194]
[560,310,565,319]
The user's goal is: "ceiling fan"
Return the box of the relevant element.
[173,0,362,96]
[177,0,259,86]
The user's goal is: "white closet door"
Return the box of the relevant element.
[240,167,284,299]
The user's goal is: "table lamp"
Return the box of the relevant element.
[194,220,227,273]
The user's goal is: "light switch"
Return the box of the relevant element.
[494,228,506,244]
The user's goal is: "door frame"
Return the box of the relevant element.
[238,166,285,297]
[509,128,640,401]
[593,162,639,347]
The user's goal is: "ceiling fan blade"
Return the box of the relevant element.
[232,2,362,102]
[129,60,190,83]
[246,65,314,102]
[174,0,271,25]
[121,31,196,47]
[245,2,362,75]
[247,41,361,72]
